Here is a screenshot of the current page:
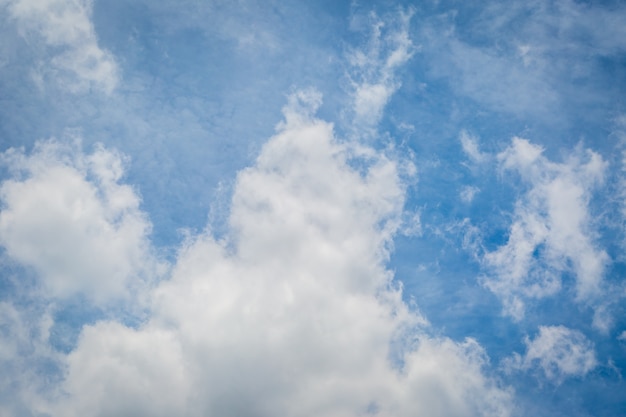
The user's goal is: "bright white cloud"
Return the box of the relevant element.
[31,92,515,417]
[482,137,608,324]
[504,325,597,383]
[0,138,156,304]
[3,0,118,93]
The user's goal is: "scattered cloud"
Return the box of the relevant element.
[401,210,422,237]
[460,186,480,203]
[482,137,609,324]
[460,130,488,164]
[348,9,416,137]
[3,0,118,93]
[504,325,597,384]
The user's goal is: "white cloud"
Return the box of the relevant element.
[0,138,156,304]
[0,302,60,416]
[349,9,415,136]
[36,92,514,417]
[460,130,488,164]
[401,210,422,237]
[460,186,480,203]
[3,0,118,93]
[504,325,597,383]
[482,137,609,324]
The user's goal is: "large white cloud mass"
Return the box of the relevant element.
[0,91,513,416]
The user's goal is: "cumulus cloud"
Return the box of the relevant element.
[22,92,514,417]
[482,137,609,324]
[2,0,118,93]
[504,325,597,384]
[0,138,156,304]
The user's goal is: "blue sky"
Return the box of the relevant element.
[0,0,625,416]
